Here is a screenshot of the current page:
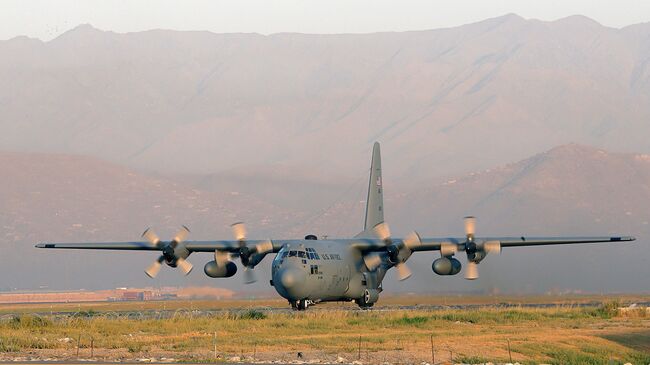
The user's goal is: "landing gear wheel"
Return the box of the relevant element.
[291,300,308,311]
[297,299,308,310]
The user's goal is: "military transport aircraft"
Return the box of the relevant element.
[37,142,635,310]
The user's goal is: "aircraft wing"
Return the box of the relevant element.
[414,236,635,251]
[35,240,286,253]
[479,236,634,248]
[352,235,635,252]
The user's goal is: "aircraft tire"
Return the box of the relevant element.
[297,300,308,310]
[291,300,308,311]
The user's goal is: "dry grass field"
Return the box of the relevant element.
[0,295,649,365]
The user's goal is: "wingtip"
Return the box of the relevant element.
[612,236,636,242]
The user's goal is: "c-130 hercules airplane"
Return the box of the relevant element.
[38,142,635,310]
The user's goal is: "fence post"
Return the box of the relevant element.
[76,333,81,357]
[358,335,362,360]
[430,334,434,365]
[507,338,512,363]
[214,332,218,361]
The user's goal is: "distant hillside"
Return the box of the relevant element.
[1,15,650,182]
[391,144,650,235]
[0,151,300,291]
[385,144,650,293]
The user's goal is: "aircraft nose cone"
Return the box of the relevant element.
[274,268,307,300]
[279,268,305,288]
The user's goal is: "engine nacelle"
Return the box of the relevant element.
[432,257,462,275]
[204,261,237,278]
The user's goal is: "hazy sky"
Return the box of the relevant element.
[2,0,649,41]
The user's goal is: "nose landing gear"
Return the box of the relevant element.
[290,299,310,311]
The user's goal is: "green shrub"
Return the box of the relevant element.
[236,309,267,320]
[73,309,98,318]
[127,342,143,353]
[0,338,21,352]
[590,301,620,319]
[8,315,52,329]
[392,315,429,326]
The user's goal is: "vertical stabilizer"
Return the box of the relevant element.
[356,142,384,237]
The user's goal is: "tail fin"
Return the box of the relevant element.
[356,142,384,238]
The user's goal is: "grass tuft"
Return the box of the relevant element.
[392,315,430,326]
[233,309,267,320]
[8,314,52,329]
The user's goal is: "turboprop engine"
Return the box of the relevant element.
[204,260,237,278]
[432,257,462,275]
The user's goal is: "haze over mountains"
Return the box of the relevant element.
[1,14,649,293]
[1,14,650,183]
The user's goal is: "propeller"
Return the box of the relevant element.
[230,222,274,284]
[368,222,421,281]
[484,240,502,254]
[215,250,231,267]
[465,261,479,280]
[363,254,383,271]
[440,242,458,257]
[145,256,164,278]
[143,226,193,278]
[461,216,500,280]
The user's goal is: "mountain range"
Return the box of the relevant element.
[1,14,650,183]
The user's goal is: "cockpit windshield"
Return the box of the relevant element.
[276,248,317,262]
[282,250,307,258]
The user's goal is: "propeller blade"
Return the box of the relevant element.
[465,261,479,280]
[173,225,190,243]
[176,258,193,276]
[484,240,501,254]
[464,216,476,239]
[231,222,246,242]
[145,256,164,278]
[402,231,421,249]
[363,254,382,271]
[373,222,391,242]
[215,250,231,266]
[440,242,458,257]
[243,267,257,284]
[395,263,412,281]
[142,228,161,246]
[255,240,274,254]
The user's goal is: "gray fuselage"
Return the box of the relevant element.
[270,240,386,304]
